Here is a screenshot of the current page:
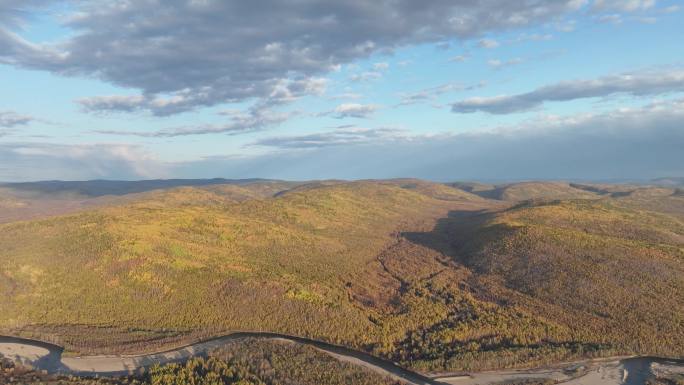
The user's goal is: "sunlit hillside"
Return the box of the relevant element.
[451,181,601,201]
[0,182,480,355]
[0,180,682,373]
[448,199,684,358]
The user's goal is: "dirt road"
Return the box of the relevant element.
[2,334,682,385]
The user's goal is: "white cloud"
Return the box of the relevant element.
[78,78,327,116]
[449,55,469,63]
[452,67,684,114]
[349,71,383,82]
[514,33,554,42]
[0,143,165,182]
[593,0,657,12]
[0,111,33,127]
[478,38,500,48]
[3,101,683,181]
[398,83,482,106]
[598,13,623,24]
[174,99,684,181]
[637,16,658,23]
[488,57,524,69]
[328,92,364,100]
[373,62,389,71]
[330,103,379,119]
[555,20,577,32]
[95,104,294,137]
[253,127,405,148]
[0,0,587,115]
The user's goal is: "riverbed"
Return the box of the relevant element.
[1,334,682,385]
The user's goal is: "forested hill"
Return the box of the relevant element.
[0,179,682,373]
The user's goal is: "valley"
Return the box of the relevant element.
[4,2,682,384]
[1,178,682,384]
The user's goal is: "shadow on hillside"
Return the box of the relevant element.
[398,208,520,306]
[401,208,493,263]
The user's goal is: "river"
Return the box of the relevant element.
[1,334,682,385]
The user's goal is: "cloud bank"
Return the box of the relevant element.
[1,0,587,115]
[452,68,684,114]
[0,143,164,181]
[95,105,293,138]
[592,0,656,12]
[253,127,404,149]
[225,101,684,181]
[329,104,379,119]
[0,111,32,127]
[5,100,681,182]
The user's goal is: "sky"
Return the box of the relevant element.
[0,0,683,182]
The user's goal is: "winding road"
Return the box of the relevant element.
[0,333,441,384]
[1,333,683,385]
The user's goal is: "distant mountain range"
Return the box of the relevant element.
[0,178,279,197]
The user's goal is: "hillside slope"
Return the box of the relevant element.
[496,182,600,201]
[452,181,601,201]
[0,180,682,373]
[0,180,299,224]
[0,182,488,356]
[444,200,684,358]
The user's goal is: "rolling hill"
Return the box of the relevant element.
[447,200,684,355]
[652,177,684,187]
[0,179,300,224]
[0,179,682,373]
[0,178,286,198]
[0,181,481,355]
[451,181,601,201]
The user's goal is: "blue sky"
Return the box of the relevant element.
[0,0,683,181]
